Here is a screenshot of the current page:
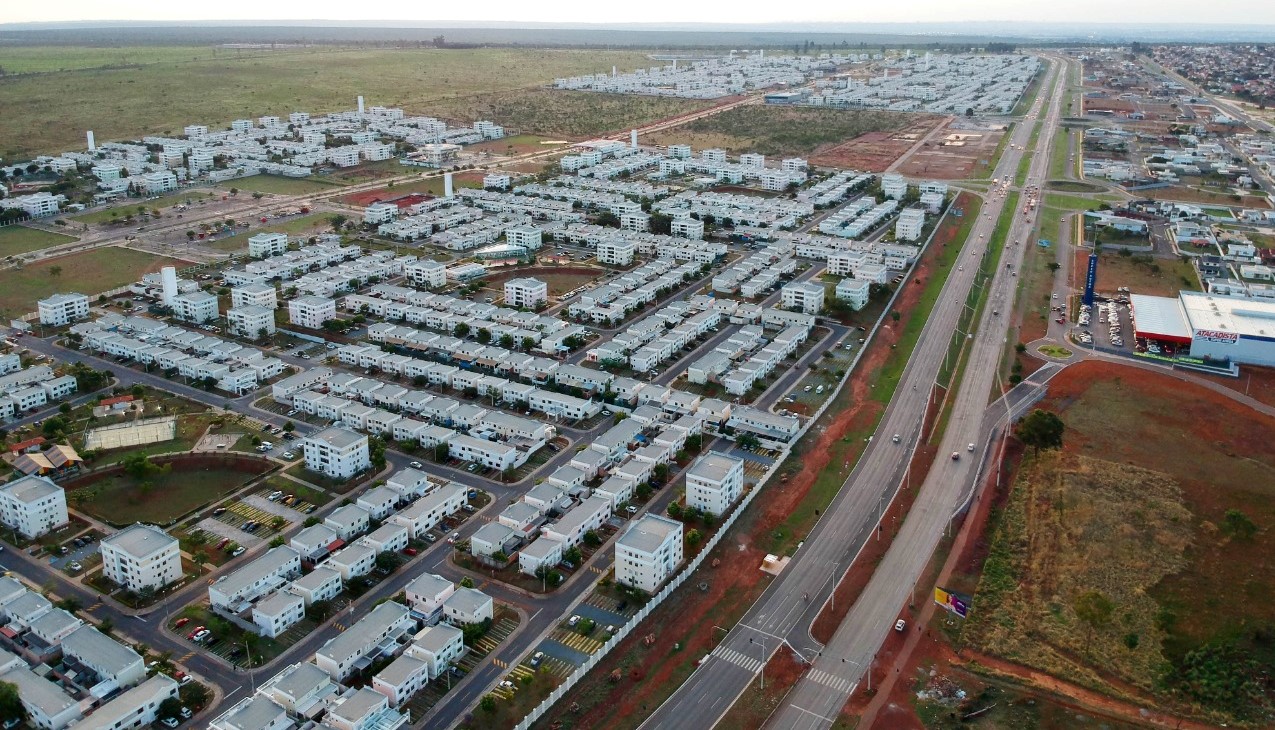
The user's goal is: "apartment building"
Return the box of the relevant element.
[441,587,494,626]
[249,232,289,258]
[100,524,181,592]
[406,623,465,680]
[36,292,89,326]
[0,664,83,729]
[391,484,466,538]
[598,238,637,266]
[403,260,447,288]
[895,207,925,242]
[616,514,684,593]
[288,295,337,330]
[288,565,343,607]
[685,452,745,517]
[252,591,305,638]
[404,573,454,617]
[503,277,548,309]
[325,504,372,540]
[232,282,278,309]
[0,474,68,538]
[835,278,871,310]
[208,546,302,612]
[314,601,413,681]
[447,433,518,472]
[61,623,146,687]
[302,426,371,479]
[227,305,277,339]
[540,496,611,550]
[171,290,220,324]
[670,216,705,239]
[66,674,177,730]
[257,661,338,719]
[780,281,825,314]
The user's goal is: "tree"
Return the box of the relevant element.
[375,551,402,572]
[667,502,683,519]
[736,433,761,450]
[1222,509,1258,541]
[282,421,295,433]
[252,192,264,200]
[521,336,536,351]
[1073,590,1114,648]
[328,214,348,232]
[269,536,286,548]
[157,697,183,721]
[499,333,514,349]
[480,695,496,713]
[563,546,583,564]
[49,265,62,278]
[1016,409,1065,451]
[0,681,25,724]
[454,322,471,338]
[229,187,239,196]
[459,577,475,589]
[686,529,702,546]
[131,384,145,398]
[178,682,210,710]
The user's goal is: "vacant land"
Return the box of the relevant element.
[646,106,916,158]
[1086,250,1199,297]
[72,190,216,224]
[340,172,485,207]
[0,246,189,318]
[963,361,1275,727]
[67,465,268,527]
[218,175,344,196]
[429,88,714,139]
[0,45,269,74]
[1145,184,1272,209]
[0,225,78,258]
[0,48,658,158]
[894,120,1005,179]
[205,212,332,252]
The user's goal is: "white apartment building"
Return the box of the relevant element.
[781,281,825,314]
[404,260,447,288]
[15,191,63,218]
[100,524,181,592]
[37,292,89,326]
[209,546,302,611]
[302,426,371,479]
[71,674,178,730]
[252,591,305,638]
[483,173,512,190]
[505,225,542,250]
[404,573,454,617]
[540,496,611,549]
[172,290,219,324]
[0,475,68,539]
[685,452,745,517]
[835,278,871,310]
[289,295,337,330]
[363,203,399,226]
[249,232,289,258]
[895,207,925,242]
[598,238,637,266]
[407,623,465,680]
[616,514,683,593]
[670,216,705,239]
[315,601,413,681]
[441,587,494,626]
[232,282,278,309]
[447,433,518,472]
[227,305,276,339]
[504,277,548,309]
[288,566,343,606]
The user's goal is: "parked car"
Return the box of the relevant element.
[567,615,581,627]
[161,717,179,728]
[174,617,190,628]
[403,548,418,557]
[231,546,246,557]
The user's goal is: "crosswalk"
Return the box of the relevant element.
[588,565,606,575]
[806,668,855,693]
[179,651,197,663]
[712,646,763,673]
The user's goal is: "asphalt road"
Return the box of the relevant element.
[638,57,1070,730]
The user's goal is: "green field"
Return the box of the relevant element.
[218,175,345,196]
[646,105,915,157]
[429,88,713,139]
[0,246,189,318]
[72,190,217,224]
[0,225,79,257]
[0,45,273,74]
[0,48,660,158]
[69,467,267,527]
[204,212,332,252]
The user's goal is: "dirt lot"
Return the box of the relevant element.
[1144,184,1272,209]
[340,171,486,207]
[1077,249,1200,297]
[478,266,604,298]
[807,119,937,172]
[894,120,1007,180]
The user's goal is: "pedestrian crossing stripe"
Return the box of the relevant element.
[180,652,197,662]
[589,565,605,575]
[711,646,763,673]
[333,623,346,632]
[490,658,507,669]
[807,668,854,693]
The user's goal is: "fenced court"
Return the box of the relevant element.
[84,416,177,451]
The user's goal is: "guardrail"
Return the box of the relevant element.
[511,197,958,730]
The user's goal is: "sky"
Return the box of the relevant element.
[3,0,1273,26]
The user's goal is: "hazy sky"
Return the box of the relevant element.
[3,0,1272,25]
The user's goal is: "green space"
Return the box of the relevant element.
[1043,193,1113,212]
[219,175,344,196]
[349,174,482,202]
[67,462,270,527]
[429,88,712,140]
[646,106,916,157]
[0,45,263,74]
[0,246,190,319]
[1046,180,1106,193]
[1048,128,1073,180]
[0,48,661,158]
[1094,250,1199,297]
[71,190,217,224]
[204,213,332,252]
[1037,344,1072,358]
[0,225,79,257]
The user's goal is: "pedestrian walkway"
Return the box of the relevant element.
[712,645,763,673]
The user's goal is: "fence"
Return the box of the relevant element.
[511,198,959,730]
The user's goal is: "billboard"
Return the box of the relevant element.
[934,586,970,618]
[1082,253,1098,306]
[1195,329,1238,345]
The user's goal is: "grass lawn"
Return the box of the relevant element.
[1048,128,1072,180]
[0,45,267,74]
[0,225,79,257]
[0,48,660,158]
[1043,192,1114,212]
[0,246,191,319]
[219,175,345,196]
[68,466,268,527]
[204,213,333,252]
[645,106,915,157]
[72,190,216,224]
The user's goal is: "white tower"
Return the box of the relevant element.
[86,131,96,152]
[357,96,365,114]
[161,266,178,307]
[672,59,677,70]
[444,172,454,198]
[630,129,638,149]
[612,65,617,76]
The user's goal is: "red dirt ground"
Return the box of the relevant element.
[895,122,1006,180]
[340,171,486,207]
[810,118,941,172]
[539,193,971,730]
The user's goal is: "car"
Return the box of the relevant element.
[567,615,581,627]
[892,434,901,443]
[967,443,975,452]
[161,718,180,728]
[403,548,418,557]
[174,617,190,628]
[529,651,544,668]
[815,385,824,394]
[466,463,479,472]
[462,504,476,513]
[281,452,295,460]
[447,532,460,544]
[560,560,576,570]
[951,452,960,461]
[179,676,193,686]
[409,461,423,469]
[895,619,907,632]
[626,505,639,514]
[1052,293,1058,299]
[180,707,192,720]
[231,547,246,557]
[803,385,812,392]
[286,409,298,416]
[424,534,438,543]
[68,561,82,572]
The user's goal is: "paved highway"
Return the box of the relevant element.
[638,57,1068,730]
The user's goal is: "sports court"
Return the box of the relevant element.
[84,416,177,451]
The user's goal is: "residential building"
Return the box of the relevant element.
[685,452,745,517]
[227,305,277,339]
[324,504,371,540]
[252,591,305,638]
[895,207,925,242]
[598,238,637,266]
[0,664,82,729]
[208,546,302,612]
[172,290,220,324]
[405,573,454,617]
[209,694,292,730]
[302,426,371,479]
[670,216,705,239]
[249,232,289,258]
[0,474,68,538]
[287,566,343,606]
[258,661,337,720]
[540,496,610,549]
[406,623,465,680]
[15,191,63,218]
[615,514,683,593]
[314,601,413,681]
[73,674,178,730]
[100,523,181,592]
[61,624,146,687]
[835,278,871,310]
[505,225,542,250]
[232,282,278,309]
[780,281,825,314]
[441,587,493,626]
[37,293,89,326]
[288,295,337,330]
[503,277,548,309]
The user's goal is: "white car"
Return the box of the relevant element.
[409,461,423,469]
[894,619,906,632]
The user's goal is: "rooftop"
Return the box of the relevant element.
[0,474,62,503]
[687,452,743,484]
[619,514,683,554]
[62,624,143,675]
[101,523,178,560]
[413,622,464,654]
[305,425,367,450]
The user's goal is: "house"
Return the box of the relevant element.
[540,496,611,549]
[100,523,181,592]
[684,452,745,517]
[302,426,371,479]
[209,694,292,730]
[252,591,305,638]
[470,522,517,559]
[0,664,82,729]
[441,587,494,626]
[314,601,413,681]
[372,652,430,708]
[405,573,455,617]
[328,542,377,581]
[325,504,372,541]
[447,433,518,472]
[359,522,409,555]
[504,277,548,309]
[518,536,564,576]
[615,514,684,593]
[258,661,338,720]
[0,474,68,538]
[61,623,146,687]
[895,208,925,241]
[37,292,90,326]
[209,546,302,612]
[287,566,343,606]
[523,483,570,515]
[74,674,179,730]
[385,467,434,499]
[290,523,340,562]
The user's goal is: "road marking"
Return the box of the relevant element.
[807,668,853,693]
[711,646,762,673]
[789,703,839,725]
